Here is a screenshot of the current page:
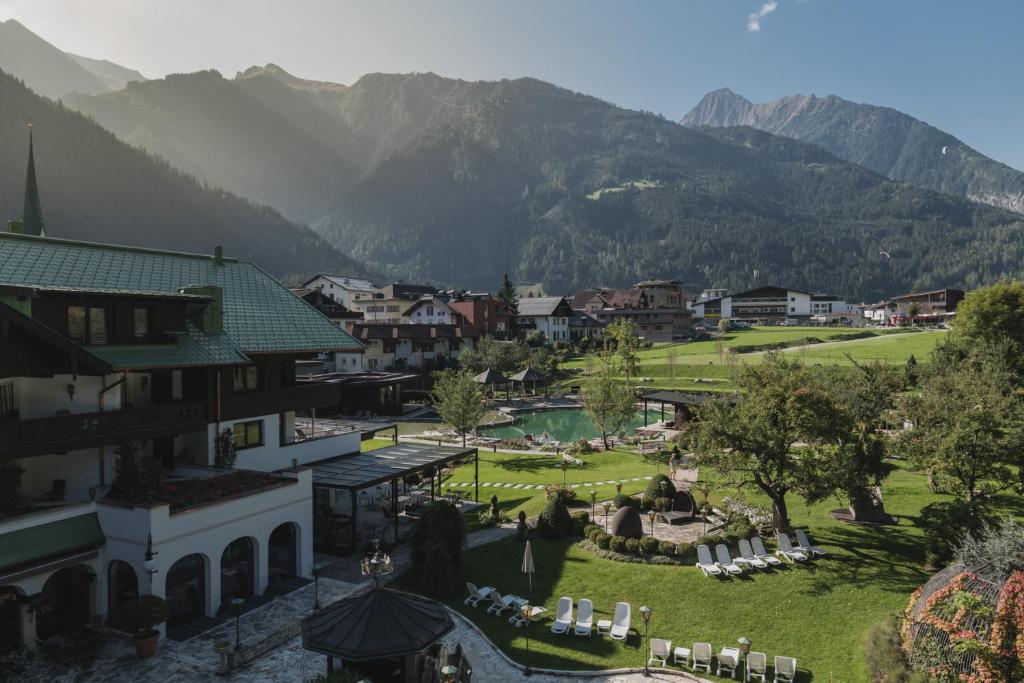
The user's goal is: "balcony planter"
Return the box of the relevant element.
[121,595,169,659]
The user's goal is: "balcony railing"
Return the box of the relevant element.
[0,401,208,459]
[282,420,357,446]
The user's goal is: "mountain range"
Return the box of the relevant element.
[2,20,1024,300]
[0,69,370,279]
[681,88,1024,215]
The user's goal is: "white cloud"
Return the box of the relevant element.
[747,1,778,32]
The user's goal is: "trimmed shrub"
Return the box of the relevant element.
[411,501,466,597]
[675,542,697,563]
[587,527,604,542]
[583,523,600,537]
[476,510,497,528]
[639,536,660,555]
[624,538,641,555]
[536,497,573,539]
[657,541,676,556]
[727,519,757,539]
[571,518,587,537]
[544,483,577,503]
[614,494,640,510]
[640,494,655,510]
[595,532,612,550]
[653,496,671,511]
[609,535,627,553]
[571,510,590,524]
[645,474,675,502]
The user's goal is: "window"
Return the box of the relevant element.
[232,420,263,449]
[171,370,183,401]
[88,307,107,344]
[790,307,796,313]
[0,382,15,419]
[134,308,149,339]
[426,306,434,316]
[68,306,86,343]
[233,366,260,392]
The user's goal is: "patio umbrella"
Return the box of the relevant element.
[521,540,535,595]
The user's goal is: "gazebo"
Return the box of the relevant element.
[509,367,544,395]
[303,586,455,678]
[473,368,509,398]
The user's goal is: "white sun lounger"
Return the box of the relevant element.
[696,544,723,576]
[776,533,809,563]
[717,646,741,678]
[736,539,769,570]
[486,590,523,615]
[746,651,768,682]
[751,537,783,566]
[464,582,493,607]
[574,598,593,636]
[795,529,826,557]
[774,655,797,682]
[550,596,573,634]
[609,601,631,641]
[715,543,744,575]
[691,642,713,673]
[649,638,672,667]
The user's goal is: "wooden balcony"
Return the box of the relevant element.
[0,401,209,460]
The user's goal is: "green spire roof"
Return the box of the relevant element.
[22,127,45,237]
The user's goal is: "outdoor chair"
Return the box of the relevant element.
[776,534,809,563]
[795,529,826,557]
[551,596,573,634]
[649,638,672,667]
[609,601,631,641]
[691,642,713,673]
[751,537,783,566]
[464,582,493,607]
[746,651,768,682]
[486,591,520,616]
[574,598,593,636]
[736,539,769,570]
[715,544,744,575]
[774,656,797,682]
[717,646,741,678]
[696,544,723,577]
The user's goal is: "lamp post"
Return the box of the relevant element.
[521,603,533,677]
[441,664,458,683]
[560,460,568,486]
[640,605,652,677]
[231,597,245,651]
[738,636,751,665]
[602,502,611,532]
[143,533,159,591]
[647,510,656,538]
[360,538,394,587]
[590,490,597,522]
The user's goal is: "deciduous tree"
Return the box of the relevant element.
[432,369,487,447]
[581,357,637,450]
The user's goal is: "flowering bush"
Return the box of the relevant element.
[544,483,576,503]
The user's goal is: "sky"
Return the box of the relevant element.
[2,0,1023,169]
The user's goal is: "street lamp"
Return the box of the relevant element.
[590,490,597,521]
[560,460,568,486]
[521,603,533,677]
[231,597,245,651]
[441,665,458,683]
[639,605,652,677]
[647,510,656,537]
[602,502,611,532]
[737,636,752,655]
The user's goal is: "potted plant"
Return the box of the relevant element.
[122,594,170,659]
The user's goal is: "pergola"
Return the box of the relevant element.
[310,442,479,545]
[639,390,738,425]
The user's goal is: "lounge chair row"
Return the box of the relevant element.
[550,597,630,639]
[649,639,797,682]
[696,531,825,577]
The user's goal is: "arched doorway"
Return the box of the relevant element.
[0,586,22,652]
[166,554,206,629]
[268,523,298,588]
[107,561,139,632]
[35,565,94,640]
[220,538,255,605]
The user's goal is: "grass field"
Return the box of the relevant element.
[560,326,947,391]
[394,447,1024,681]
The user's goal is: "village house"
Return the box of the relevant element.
[349,283,439,324]
[516,296,575,344]
[299,274,386,310]
[692,285,850,325]
[574,280,691,342]
[446,291,512,338]
[350,323,476,371]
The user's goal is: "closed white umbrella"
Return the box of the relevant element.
[521,540,535,595]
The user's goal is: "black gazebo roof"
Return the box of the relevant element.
[302,587,454,661]
[509,367,544,383]
[473,368,509,385]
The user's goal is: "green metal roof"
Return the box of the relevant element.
[89,323,250,369]
[0,511,105,575]
[0,233,363,369]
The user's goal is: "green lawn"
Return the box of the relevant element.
[396,460,1024,681]
[560,327,946,391]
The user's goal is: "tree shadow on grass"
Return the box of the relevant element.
[486,455,571,474]
[810,523,930,596]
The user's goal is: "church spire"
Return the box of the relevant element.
[22,124,45,237]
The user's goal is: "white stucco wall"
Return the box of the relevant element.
[210,414,360,472]
[14,374,123,419]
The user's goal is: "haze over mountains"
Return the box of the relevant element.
[2,19,1024,299]
[682,88,1024,215]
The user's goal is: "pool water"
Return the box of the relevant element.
[481,408,655,442]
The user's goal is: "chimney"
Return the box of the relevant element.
[214,245,224,265]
